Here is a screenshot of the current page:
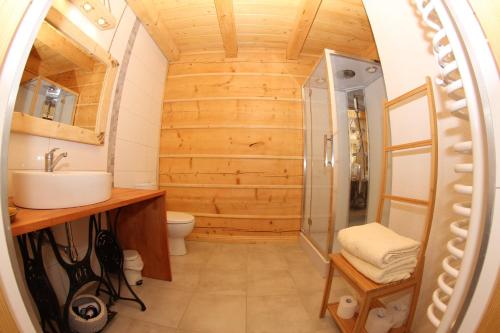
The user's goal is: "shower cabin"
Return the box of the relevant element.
[301,50,387,267]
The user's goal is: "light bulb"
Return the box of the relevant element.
[97,17,107,26]
[82,2,93,12]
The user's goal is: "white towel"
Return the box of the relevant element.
[341,250,417,284]
[338,222,420,269]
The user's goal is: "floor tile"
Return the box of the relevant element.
[247,294,316,333]
[315,326,341,333]
[218,243,249,253]
[171,269,201,291]
[169,242,214,273]
[247,246,288,271]
[105,315,177,333]
[281,247,314,268]
[288,264,326,293]
[298,289,344,331]
[197,267,247,295]
[108,240,334,333]
[247,269,297,296]
[111,285,192,328]
[186,241,218,253]
[206,247,248,271]
[179,292,246,333]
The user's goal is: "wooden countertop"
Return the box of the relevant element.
[10,188,166,236]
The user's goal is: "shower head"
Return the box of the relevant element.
[336,69,356,80]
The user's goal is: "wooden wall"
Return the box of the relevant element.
[160,49,318,241]
[48,63,106,130]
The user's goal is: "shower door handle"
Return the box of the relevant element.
[324,134,333,167]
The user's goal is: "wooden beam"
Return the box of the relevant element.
[24,52,42,75]
[286,0,322,60]
[36,22,95,71]
[214,0,238,57]
[24,48,68,78]
[363,42,379,61]
[127,0,180,62]
[11,112,103,145]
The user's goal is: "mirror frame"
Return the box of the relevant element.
[10,6,119,145]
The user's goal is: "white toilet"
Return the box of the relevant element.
[166,211,195,255]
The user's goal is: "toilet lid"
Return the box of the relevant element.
[167,211,195,224]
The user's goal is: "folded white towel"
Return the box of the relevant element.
[338,222,420,269]
[341,250,417,284]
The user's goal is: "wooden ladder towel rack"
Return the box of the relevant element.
[320,77,438,333]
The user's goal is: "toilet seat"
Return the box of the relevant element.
[167,211,194,224]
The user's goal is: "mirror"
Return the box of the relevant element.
[11,10,118,145]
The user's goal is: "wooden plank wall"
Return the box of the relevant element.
[160,49,318,241]
[48,63,106,130]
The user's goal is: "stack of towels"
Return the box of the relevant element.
[338,223,420,284]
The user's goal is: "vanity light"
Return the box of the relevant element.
[70,0,116,30]
[97,17,107,27]
[82,2,93,12]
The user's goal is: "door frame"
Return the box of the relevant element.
[0,1,52,332]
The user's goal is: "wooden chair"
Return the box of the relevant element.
[319,77,438,333]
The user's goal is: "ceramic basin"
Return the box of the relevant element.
[12,171,112,209]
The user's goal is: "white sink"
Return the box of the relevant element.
[12,171,112,209]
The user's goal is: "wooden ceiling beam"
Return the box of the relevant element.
[363,42,379,61]
[24,51,42,75]
[214,0,238,57]
[36,22,95,71]
[286,0,323,60]
[127,0,180,62]
[22,51,69,81]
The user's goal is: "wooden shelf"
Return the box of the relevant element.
[10,187,165,236]
[10,188,171,280]
[328,302,356,333]
[327,302,405,333]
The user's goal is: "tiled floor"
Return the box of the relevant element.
[106,241,351,333]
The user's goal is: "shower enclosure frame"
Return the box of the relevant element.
[301,51,335,260]
[301,49,381,261]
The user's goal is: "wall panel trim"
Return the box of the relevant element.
[159,154,303,160]
[161,125,303,130]
[160,183,303,189]
[168,73,307,79]
[164,96,302,103]
[191,213,302,219]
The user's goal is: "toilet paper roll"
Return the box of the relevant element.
[365,307,394,333]
[387,301,409,328]
[336,296,358,319]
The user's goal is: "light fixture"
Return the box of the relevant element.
[366,66,378,73]
[70,0,116,30]
[97,17,107,27]
[315,77,326,84]
[82,2,93,12]
[336,69,356,79]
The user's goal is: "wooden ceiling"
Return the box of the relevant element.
[128,0,378,62]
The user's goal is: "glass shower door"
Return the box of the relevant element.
[302,58,334,256]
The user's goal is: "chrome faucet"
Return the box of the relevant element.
[45,148,68,172]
